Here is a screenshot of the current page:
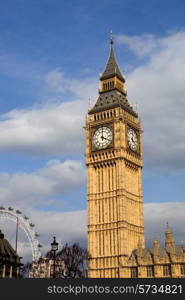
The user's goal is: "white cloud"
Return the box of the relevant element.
[0,159,86,210]
[118,31,185,173]
[116,33,159,58]
[144,202,185,246]
[0,69,98,156]
[0,102,84,155]
[30,210,87,255]
[0,209,86,263]
[44,69,98,101]
[0,32,185,173]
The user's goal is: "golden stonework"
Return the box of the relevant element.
[85,38,185,278]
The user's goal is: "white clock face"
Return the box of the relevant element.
[127,128,138,152]
[93,126,113,149]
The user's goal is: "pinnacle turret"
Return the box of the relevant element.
[165,223,175,248]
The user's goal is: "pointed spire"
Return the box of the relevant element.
[88,33,137,116]
[100,32,125,82]
[109,30,114,45]
[137,238,142,249]
[165,222,175,248]
[153,239,159,256]
[165,222,171,234]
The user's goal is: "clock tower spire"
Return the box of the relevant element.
[99,32,126,95]
[89,34,136,117]
[85,37,145,278]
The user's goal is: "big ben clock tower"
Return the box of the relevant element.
[85,36,145,278]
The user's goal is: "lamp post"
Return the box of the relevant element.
[51,236,58,278]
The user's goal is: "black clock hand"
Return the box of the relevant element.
[103,136,111,141]
[101,127,104,141]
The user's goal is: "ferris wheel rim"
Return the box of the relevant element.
[0,207,41,262]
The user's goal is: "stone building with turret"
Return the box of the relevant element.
[0,230,23,278]
[125,224,185,278]
[85,35,185,278]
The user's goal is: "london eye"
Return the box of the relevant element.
[0,206,42,262]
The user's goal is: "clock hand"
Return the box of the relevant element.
[101,127,104,141]
[103,136,111,141]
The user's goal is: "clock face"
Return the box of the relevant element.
[127,128,138,152]
[93,126,113,149]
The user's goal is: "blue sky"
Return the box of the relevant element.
[0,0,185,260]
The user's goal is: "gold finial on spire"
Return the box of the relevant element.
[109,30,114,45]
